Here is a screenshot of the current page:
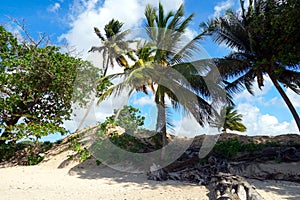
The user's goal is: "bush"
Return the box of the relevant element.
[213,137,280,159]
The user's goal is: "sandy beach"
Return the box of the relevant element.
[1,149,299,200]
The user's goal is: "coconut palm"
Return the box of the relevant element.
[98,3,229,154]
[220,106,246,134]
[89,19,132,76]
[207,0,300,131]
[76,19,132,132]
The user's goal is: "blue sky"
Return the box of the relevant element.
[1,0,299,139]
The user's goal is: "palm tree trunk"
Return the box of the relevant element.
[269,75,300,132]
[156,92,167,160]
[161,96,167,160]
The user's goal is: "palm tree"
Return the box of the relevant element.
[144,3,213,152]
[76,19,131,132]
[221,106,246,134]
[89,19,132,76]
[207,0,300,131]
[98,3,229,157]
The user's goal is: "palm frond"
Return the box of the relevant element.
[170,30,205,63]
[104,19,124,38]
[145,4,157,41]
[93,27,105,41]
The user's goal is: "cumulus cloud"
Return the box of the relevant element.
[213,0,234,17]
[234,75,276,105]
[230,75,299,135]
[173,115,203,137]
[286,88,300,109]
[236,103,298,135]
[133,95,155,106]
[48,3,61,13]
[60,0,184,57]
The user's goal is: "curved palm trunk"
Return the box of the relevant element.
[269,75,300,132]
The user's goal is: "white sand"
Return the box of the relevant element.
[0,150,299,200]
[0,166,209,200]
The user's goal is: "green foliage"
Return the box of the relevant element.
[115,105,145,134]
[68,133,91,162]
[27,154,44,166]
[86,105,150,166]
[0,142,20,161]
[97,105,145,135]
[214,138,245,158]
[109,132,144,153]
[207,0,300,130]
[0,141,53,165]
[0,25,99,143]
[213,137,280,159]
[96,105,146,151]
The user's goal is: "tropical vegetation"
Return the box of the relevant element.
[0,25,99,145]
[97,3,229,155]
[205,0,300,131]
[1,0,299,165]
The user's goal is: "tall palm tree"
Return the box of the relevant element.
[207,0,300,131]
[144,3,213,152]
[98,3,229,156]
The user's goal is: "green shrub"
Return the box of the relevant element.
[27,154,44,165]
[68,133,91,162]
[213,138,244,158]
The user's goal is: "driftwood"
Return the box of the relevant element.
[147,144,300,200]
[208,173,264,200]
[147,158,264,200]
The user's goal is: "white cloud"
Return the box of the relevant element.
[60,0,184,57]
[236,103,298,136]
[213,0,234,17]
[231,75,298,135]
[48,3,61,13]
[133,95,155,106]
[173,115,203,137]
[4,24,24,42]
[286,89,300,109]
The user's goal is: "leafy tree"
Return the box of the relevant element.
[0,25,98,144]
[114,105,145,134]
[206,0,300,131]
[98,105,145,135]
